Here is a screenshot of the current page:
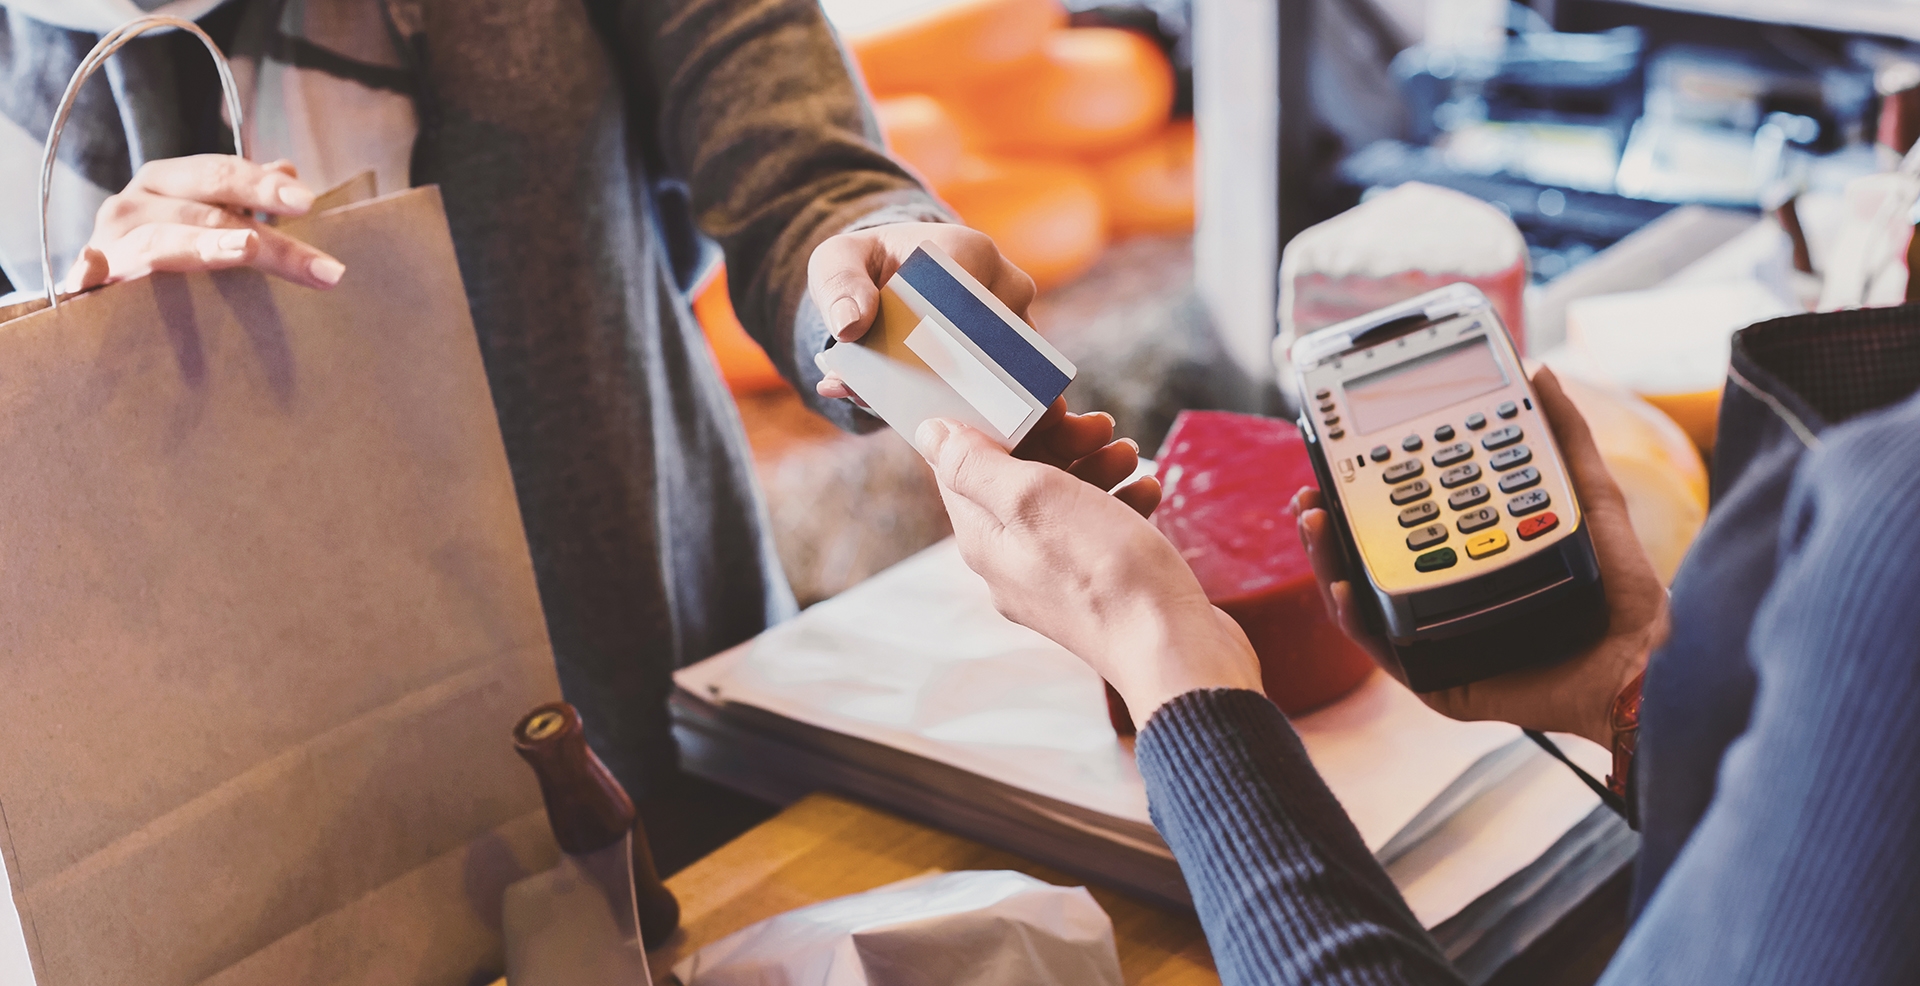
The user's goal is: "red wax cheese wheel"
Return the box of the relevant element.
[950,27,1175,156]
[937,155,1107,291]
[1095,120,1195,238]
[849,0,1066,98]
[876,94,967,187]
[1153,411,1375,714]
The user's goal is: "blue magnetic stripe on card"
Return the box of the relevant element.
[897,249,1070,404]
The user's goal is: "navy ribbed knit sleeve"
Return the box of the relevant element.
[1136,689,1462,986]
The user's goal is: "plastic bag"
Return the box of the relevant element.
[672,870,1123,986]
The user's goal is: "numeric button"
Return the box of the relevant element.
[1507,489,1551,516]
[1389,478,1432,505]
[1489,445,1533,471]
[1432,442,1473,467]
[1383,460,1424,483]
[1481,425,1523,450]
[1498,466,1541,493]
[1456,506,1499,533]
[1438,462,1482,489]
[1406,523,1448,551]
[1447,483,1490,510]
[1398,501,1440,527]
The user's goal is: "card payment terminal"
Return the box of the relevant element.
[1285,284,1607,692]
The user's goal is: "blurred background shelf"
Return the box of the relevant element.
[1607,1,1920,42]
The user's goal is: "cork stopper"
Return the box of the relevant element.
[513,702,635,855]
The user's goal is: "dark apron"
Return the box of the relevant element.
[1634,301,1920,913]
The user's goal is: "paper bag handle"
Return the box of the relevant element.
[39,15,248,311]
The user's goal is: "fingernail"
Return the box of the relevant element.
[209,229,253,259]
[1119,437,1140,453]
[309,256,345,286]
[278,183,314,211]
[914,419,951,460]
[830,298,861,339]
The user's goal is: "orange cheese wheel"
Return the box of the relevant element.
[693,268,786,394]
[949,27,1175,156]
[1554,374,1708,584]
[1642,389,1721,457]
[936,155,1107,291]
[875,94,966,187]
[1094,119,1195,237]
[849,0,1066,98]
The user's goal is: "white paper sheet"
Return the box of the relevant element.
[676,540,1602,926]
[0,847,36,986]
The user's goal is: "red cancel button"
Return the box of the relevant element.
[1517,511,1559,540]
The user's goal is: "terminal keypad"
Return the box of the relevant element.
[1373,403,1554,564]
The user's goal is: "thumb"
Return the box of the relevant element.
[808,234,883,342]
[1531,367,1626,514]
[62,246,110,293]
[918,417,1050,525]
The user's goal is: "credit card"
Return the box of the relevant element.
[818,242,1076,449]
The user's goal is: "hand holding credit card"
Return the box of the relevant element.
[817,241,1077,450]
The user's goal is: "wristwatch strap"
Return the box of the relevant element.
[1606,669,1645,803]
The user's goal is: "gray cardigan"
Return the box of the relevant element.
[0,0,945,799]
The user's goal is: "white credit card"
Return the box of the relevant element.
[818,241,1076,450]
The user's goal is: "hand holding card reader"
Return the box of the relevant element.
[1287,284,1606,692]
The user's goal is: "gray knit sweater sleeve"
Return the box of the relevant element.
[621,0,950,427]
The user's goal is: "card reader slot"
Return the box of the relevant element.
[1417,573,1575,635]
[1407,547,1573,628]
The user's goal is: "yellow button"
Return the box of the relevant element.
[1465,528,1509,559]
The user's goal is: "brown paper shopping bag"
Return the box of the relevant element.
[0,18,563,986]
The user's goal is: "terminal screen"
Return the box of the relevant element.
[1344,336,1508,436]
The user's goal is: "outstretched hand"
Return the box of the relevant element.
[806,220,1112,472]
[917,418,1264,731]
[1291,367,1667,746]
[808,221,1033,405]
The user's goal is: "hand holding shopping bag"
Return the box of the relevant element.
[0,18,567,986]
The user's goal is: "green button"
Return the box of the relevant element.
[1415,547,1457,572]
